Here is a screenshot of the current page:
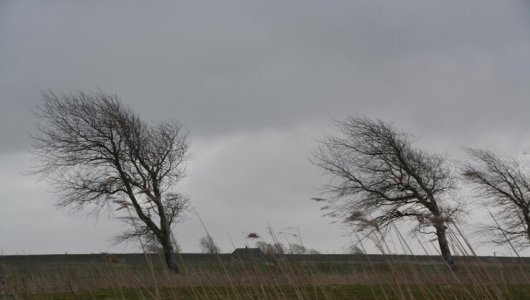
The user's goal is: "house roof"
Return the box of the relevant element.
[232,247,264,255]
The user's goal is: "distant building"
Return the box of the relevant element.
[232,247,264,260]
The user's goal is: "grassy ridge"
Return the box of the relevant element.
[2,253,530,299]
[18,285,530,300]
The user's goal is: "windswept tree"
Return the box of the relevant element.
[144,237,182,254]
[256,241,285,255]
[462,148,530,248]
[286,244,307,255]
[312,117,459,266]
[199,235,221,254]
[33,91,190,273]
[345,244,364,255]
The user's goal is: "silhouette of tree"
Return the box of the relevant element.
[33,91,189,273]
[313,116,458,266]
[199,235,221,254]
[463,148,530,248]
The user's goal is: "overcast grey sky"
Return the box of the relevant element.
[1,0,530,255]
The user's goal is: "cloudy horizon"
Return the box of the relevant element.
[1,0,530,256]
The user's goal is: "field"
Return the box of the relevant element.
[2,253,530,299]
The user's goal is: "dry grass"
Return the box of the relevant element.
[2,252,530,299]
[2,225,530,299]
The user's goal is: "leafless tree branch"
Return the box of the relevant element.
[312,116,459,265]
[32,90,189,273]
[462,148,530,249]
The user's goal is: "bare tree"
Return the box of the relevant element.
[345,244,364,255]
[32,91,189,273]
[306,249,321,255]
[312,117,458,266]
[143,234,182,254]
[199,235,220,254]
[285,244,320,255]
[286,244,307,254]
[256,241,285,255]
[462,148,530,248]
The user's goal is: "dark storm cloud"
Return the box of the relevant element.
[1,0,530,254]
[2,0,529,152]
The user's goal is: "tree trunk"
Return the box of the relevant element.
[160,235,180,274]
[526,218,530,243]
[435,225,454,267]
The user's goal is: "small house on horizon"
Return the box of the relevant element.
[232,247,264,258]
